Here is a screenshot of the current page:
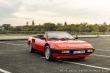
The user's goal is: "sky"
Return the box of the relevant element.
[0,0,110,26]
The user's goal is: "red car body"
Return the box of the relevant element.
[28,31,94,60]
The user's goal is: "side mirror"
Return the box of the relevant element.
[75,37,78,39]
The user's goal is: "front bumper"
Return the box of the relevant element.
[50,49,95,59]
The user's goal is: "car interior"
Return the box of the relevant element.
[33,34,45,40]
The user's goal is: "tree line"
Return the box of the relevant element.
[1,21,110,32]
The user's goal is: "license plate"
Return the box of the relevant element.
[73,50,85,54]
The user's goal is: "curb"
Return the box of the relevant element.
[0,36,98,41]
[0,39,27,41]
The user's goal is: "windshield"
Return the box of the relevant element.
[47,32,74,40]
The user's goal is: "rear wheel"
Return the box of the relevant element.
[45,46,53,61]
[29,43,35,53]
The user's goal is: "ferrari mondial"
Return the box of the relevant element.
[28,31,95,61]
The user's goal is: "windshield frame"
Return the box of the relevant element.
[47,31,74,40]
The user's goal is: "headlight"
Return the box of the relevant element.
[62,50,70,53]
[87,49,93,52]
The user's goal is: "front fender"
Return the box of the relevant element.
[47,42,55,49]
[47,41,59,50]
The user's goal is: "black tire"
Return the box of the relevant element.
[45,46,53,61]
[29,43,35,53]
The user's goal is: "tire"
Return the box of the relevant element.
[45,46,53,61]
[29,43,35,53]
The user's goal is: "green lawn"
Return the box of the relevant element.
[0,34,37,36]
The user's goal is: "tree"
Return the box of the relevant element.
[92,24,99,32]
[64,21,67,26]
[71,24,80,32]
[43,23,56,31]
[99,25,107,32]
[32,20,35,26]
[56,23,62,27]
[85,25,93,32]
[75,23,87,32]
[1,21,110,32]
[38,24,44,31]
[26,21,29,25]
[12,26,22,31]
[103,22,107,25]
[2,24,12,30]
[107,25,110,32]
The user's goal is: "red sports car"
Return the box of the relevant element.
[28,31,95,61]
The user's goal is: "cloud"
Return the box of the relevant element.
[1,0,110,26]
[0,0,22,18]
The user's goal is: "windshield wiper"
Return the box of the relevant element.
[59,38,74,40]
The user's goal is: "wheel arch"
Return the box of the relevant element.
[44,43,50,50]
[44,43,54,61]
[44,42,55,52]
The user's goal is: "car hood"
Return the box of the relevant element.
[48,40,93,50]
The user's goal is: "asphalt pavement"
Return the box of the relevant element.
[0,37,110,73]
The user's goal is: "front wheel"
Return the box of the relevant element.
[45,46,53,61]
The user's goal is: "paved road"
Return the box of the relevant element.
[0,37,110,73]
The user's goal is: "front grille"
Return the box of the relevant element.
[51,48,94,55]
[61,50,93,55]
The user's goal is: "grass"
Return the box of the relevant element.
[0,34,37,36]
